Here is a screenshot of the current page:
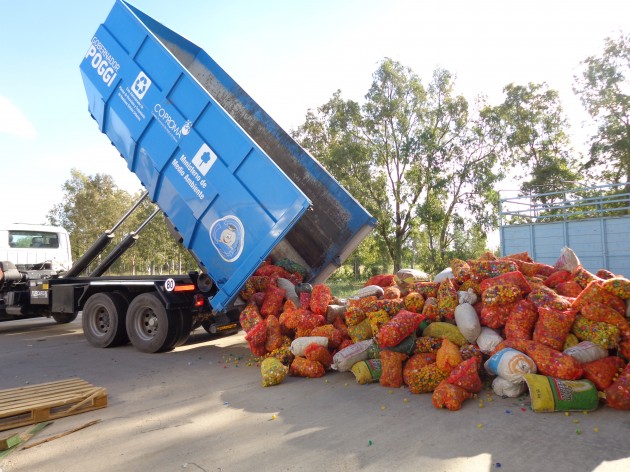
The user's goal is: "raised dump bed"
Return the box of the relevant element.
[80,0,375,311]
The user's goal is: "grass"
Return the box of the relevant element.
[326,279,366,299]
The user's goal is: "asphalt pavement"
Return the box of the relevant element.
[0,316,629,472]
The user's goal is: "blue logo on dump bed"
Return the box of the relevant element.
[210,216,244,262]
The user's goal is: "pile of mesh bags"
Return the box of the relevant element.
[242,251,630,412]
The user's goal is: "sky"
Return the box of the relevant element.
[1,0,629,229]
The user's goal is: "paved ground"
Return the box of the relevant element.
[1,316,629,472]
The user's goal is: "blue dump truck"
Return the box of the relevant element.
[0,0,374,353]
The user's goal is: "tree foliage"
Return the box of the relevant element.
[294,59,500,274]
[574,32,630,186]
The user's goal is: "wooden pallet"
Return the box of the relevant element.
[0,378,107,432]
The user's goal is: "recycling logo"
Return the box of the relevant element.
[132,71,151,99]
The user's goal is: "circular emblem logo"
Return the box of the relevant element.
[210,215,244,262]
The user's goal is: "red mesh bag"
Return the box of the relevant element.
[309,284,331,317]
[255,264,291,279]
[446,357,482,393]
[555,281,583,298]
[332,316,349,340]
[510,339,583,380]
[304,343,333,370]
[480,302,517,329]
[504,299,538,340]
[432,380,472,411]
[239,303,263,333]
[245,318,267,357]
[379,350,408,388]
[543,270,573,288]
[604,363,630,410]
[479,271,532,295]
[289,356,325,378]
[404,292,425,313]
[310,324,343,350]
[279,307,299,333]
[403,353,437,386]
[583,356,626,391]
[532,307,577,351]
[528,286,572,311]
[364,274,396,288]
[596,269,616,280]
[265,315,284,352]
[295,309,324,338]
[260,285,286,318]
[436,338,463,373]
[377,310,425,348]
[572,280,626,315]
[503,251,533,262]
[421,297,440,322]
[437,278,458,321]
[383,286,402,300]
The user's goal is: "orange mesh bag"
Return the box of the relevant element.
[404,291,425,313]
[478,251,498,261]
[295,309,325,338]
[279,307,299,334]
[364,273,396,288]
[333,316,349,340]
[580,301,630,337]
[310,324,343,350]
[383,286,402,300]
[533,263,556,277]
[304,343,333,370]
[571,314,620,349]
[601,277,630,299]
[572,266,603,289]
[532,307,577,351]
[555,281,583,298]
[604,363,630,410]
[503,251,533,262]
[469,259,518,281]
[504,299,538,340]
[479,271,532,295]
[403,353,437,386]
[377,310,425,348]
[239,302,263,333]
[480,303,517,330]
[596,269,616,280]
[517,340,584,380]
[436,338,463,373]
[406,363,449,393]
[543,270,573,288]
[509,258,539,277]
[245,318,268,357]
[412,282,440,299]
[348,319,373,343]
[583,356,626,391]
[446,357,482,393]
[432,380,472,411]
[260,285,286,318]
[379,350,408,388]
[265,315,284,352]
[572,281,626,315]
[482,284,523,306]
[289,356,325,378]
[366,309,391,337]
[437,278,458,321]
[415,336,443,354]
[310,284,331,317]
[528,286,572,311]
[255,264,291,279]
[450,258,471,282]
[421,297,440,322]
[345,306,366,327]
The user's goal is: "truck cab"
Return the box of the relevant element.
[0,223,72,273]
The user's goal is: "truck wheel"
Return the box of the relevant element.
[53,313,78,324]
[171,309,193,348]
[82,292,129,348]
[126,292,180,353]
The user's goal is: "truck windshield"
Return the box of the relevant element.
[9,230,60,249]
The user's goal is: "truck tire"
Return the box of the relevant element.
[171,309,193,348]
[53,312,78,324]
[82,292,129,348]
[126,292,180,353]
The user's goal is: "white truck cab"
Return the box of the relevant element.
[0,223,72,272]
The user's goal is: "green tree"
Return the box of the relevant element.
[484,82,580,202]
[294,59,501,274]
[574,32,630,187]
